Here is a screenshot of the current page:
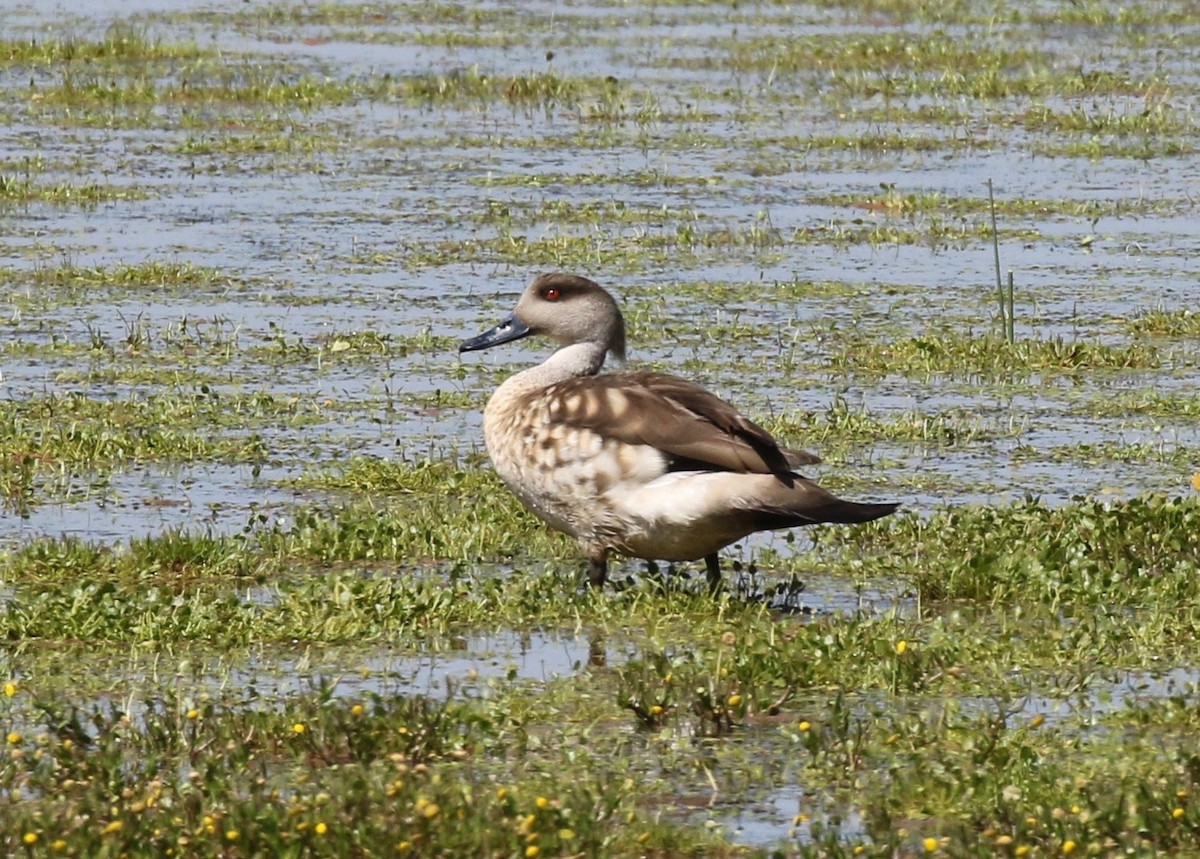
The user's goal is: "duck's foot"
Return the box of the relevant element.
[704,553,722,593]
[585,554,608,588]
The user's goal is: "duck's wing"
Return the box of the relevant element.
[544,371,819,475]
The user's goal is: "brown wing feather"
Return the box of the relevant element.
[543,371,817,475]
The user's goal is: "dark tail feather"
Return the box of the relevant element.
[819,499,899,525]
[742,478,899,531]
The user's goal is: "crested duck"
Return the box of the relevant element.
[459,273,898,589]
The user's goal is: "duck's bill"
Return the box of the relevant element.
[459,313,532,353]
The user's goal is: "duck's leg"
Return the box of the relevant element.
[704,553,722,592]
[585,548,609,588]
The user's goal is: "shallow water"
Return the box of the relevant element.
[3,0,1200,847]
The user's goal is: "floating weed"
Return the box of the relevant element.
[0,391,312,473]
[0,174,143,205]
[764,396,997,448]
[1012,440,1197,467]
[1020,102,1195,137]
[1082,390,1200,419]
[397,66,623,109]
[0,27,209,65]
[699,30,1048,75]
[0,261,242,305]
[1127,308,1200,338]
[829,329,1163,376]
[809,185,1146,219]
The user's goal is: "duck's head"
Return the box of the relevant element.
[459,273,627,362]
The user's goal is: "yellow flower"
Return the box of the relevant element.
[292,723,306,734]
[225,830,239,841]
[923,836,938,852]
[23,833,38,845]
[1173,807,1185,819]
[351,704,365,716]
[649,705,664,716]
[3,682,16,697]
[1190,472,1200,491]
[315,822,328,836]
[6,731,22,745]
[558,828,576,840]
[1062,840,1077,855]
[396,841,412,852]
[1015,847,1030,857]
[186,709,200,720]
[52,840,67,851]
[525,847,540,858]
[497,787,508,801]
[102,821,123,835]
[535,796,549,809]
[1030,714,1046,728]
[421,803,440,819]
[798,721,811,732]
[727,694,743,708]
[895,640,908,655]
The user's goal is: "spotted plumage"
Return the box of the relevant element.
[459,273,898,589]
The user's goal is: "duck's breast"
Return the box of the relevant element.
[483,387,669,541]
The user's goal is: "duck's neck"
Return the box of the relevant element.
[501,341,609,395]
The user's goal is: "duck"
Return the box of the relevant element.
[459,273,898,589]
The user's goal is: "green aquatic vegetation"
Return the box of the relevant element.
[0,683,714,858]
[830,63,1164,101]
[1011,440,1197,467]
[0,391,312,472]
[828,328,1163,376]
[810,185,1127,219]
[1031,135,1196,160]
[0,173,142,204]
[1082,390,1200,419]
[399,66,607,107]
[1020,102,1195,137]
[254,328,458,365]
[471,169,721,190]
[176,127,346,156]
[0,28,209,65]
[839,493,1200,609]
[701,29,1048,75]
[0,261,238,302]
[764,396,996,448]
[172,1,520,28]
[1127,308,1200,338]
[31,67,366,111]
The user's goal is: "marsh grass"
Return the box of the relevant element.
[1128,308,1200,338]
[0,28,208,65]
[0,173,142,205]
[839,494,1200,609]
[0,391,308,483]
[828,328,1162,376]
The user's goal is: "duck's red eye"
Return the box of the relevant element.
[544,287,560,301]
